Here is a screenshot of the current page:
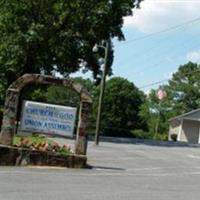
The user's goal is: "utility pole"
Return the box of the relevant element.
[94,39,110,145]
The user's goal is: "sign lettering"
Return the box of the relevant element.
[20,101,77,137]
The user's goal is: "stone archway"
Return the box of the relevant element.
[0,74,92,155]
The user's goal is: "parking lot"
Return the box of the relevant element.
[1,139,200,200]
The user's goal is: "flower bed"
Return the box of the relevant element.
[0,136,87,168]
[14,136,73,156]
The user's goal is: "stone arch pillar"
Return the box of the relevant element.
[0,74,92,155]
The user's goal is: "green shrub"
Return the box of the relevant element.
[131,130,169,141]
[131,129,152,139]
[153,133,168,141]
[171,134,177,141]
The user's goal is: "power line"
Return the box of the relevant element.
[134,35,200,89]
[114,20,200,68]
[118,16,200,45]
[115,42,200,90]
[138,68,200,89]
[113,16,200,90]
[113,20,200,83]
[130,37,200,78]
[139,79,168,89]
[113,31,200,83]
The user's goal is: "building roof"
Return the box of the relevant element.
[169,108,200,122]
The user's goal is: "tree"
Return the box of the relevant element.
[93,77,146,137]
[140,62,200,140]
[139,90,158,136]
[0,0,142,105]
[19,77,94,107]
[45,77,94,107]
[20,76,146,137]
[168,62,200,114]
[13,77,94,130]
[139,89,171,139]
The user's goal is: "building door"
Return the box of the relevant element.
[182,120,200,144]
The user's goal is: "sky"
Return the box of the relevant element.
[72,0,200,93]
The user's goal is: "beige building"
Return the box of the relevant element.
[169,109,200,144]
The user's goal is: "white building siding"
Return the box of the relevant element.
[169,109,200,143]
[181,120,200,144]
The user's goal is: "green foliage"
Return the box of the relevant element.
[46,85,79,107]
[20,85,47,102]
[13,135,72,155]
[153,132,168,141]
[93,77,146,137]
[131,129,153,139]
[18,77,93,106]
[45,77,94,107]
[139,89,170,137]
[0,0,142,105]
[171,134,177,142]
[13,134,50,146]
[168,62,200,114]
[14,62,200,141]
[139,90,159,134]
[140,62,200,140]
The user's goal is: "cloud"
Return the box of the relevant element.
[144,89,151,96]
[124,0,200,33]
[163,69,177,80]
[186,50,200,63]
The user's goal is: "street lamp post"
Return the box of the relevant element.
[93,40,110,145]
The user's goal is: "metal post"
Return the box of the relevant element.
[155,102,161,138]
[95,40,110,145]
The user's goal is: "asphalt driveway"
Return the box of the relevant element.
[1,139,200,200]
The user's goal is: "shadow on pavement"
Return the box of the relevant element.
[87,165,126,171]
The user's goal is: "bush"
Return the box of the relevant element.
[131,130,169,141]
[171,134,177,141]
[131,129,152,139]
[153,133,168,141]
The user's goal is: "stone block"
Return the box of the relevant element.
[0,145,87,168]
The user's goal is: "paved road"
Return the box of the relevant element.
[1,140,200,200]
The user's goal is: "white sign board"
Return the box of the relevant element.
[20,101,77,137]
